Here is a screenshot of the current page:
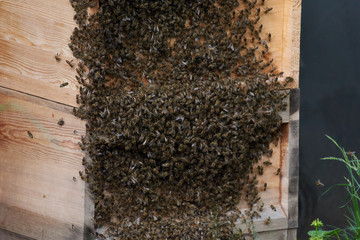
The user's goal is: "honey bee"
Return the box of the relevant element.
[275,168,280,175]
[264,216,271,225]
[263,182,267,191]
[264,7,273,14]
[315,179,324,187]
[55,53,61,62]
[270,204,276,211]
[60,82,69,88]
[27,130,33,138]
[263,161,272,166]
[66,60,75,68]
[346,151,355,158]
[73,176,77,182]
[268,33,271,41]
[57,118,65,126]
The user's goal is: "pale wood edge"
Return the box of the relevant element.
[83,163,95,240]
[282,0,302,88]
[287,88,300,230]
[0,228,35,240]
[0,85,74,114]
[241,227,297,240]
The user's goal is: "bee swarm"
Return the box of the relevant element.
[69,0,289,239]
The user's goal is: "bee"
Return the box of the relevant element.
[253,211,261,218]
[346,151,355,157]
[241,215,246,223]
[73,130,78,134]
[268,33,271,41]
[256,8,260,16]
[263,182,267,191]
[66,60,75,68]
[79,171,87,181]
[275,168,280,175]
[257,202,264,211]
[263,161,272,166]
[73,176,77,182]
[261,0,265,5]
[264,216,271,225]
[259,24,263,33]
[27,130,33,138]
[57,118,65,126]
[264,7,273,14]
[315,179,324,187]
[60,82,69,88]
[55,53,61,62]
[270,204,276,211]
[285,76,294,83]
[257,165,263,175]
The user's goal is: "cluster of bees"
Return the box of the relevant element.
[68,0,290,239]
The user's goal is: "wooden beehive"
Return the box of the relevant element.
[0,0,301,239]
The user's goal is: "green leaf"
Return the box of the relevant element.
[311,218,324,228]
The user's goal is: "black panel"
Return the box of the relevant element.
[299,0,360,239]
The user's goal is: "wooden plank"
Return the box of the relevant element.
[0,228,34,240]
[0,0,78,106]
[282,0,302,88]
[0,87,86,239]
[0,0,300,108]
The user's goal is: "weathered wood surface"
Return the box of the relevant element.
[0,0,300,238]
[0,0,77,106]
[0,0,300,108]
[0,87,86,239]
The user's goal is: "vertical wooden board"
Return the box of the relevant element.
[0,88,86,239]
[282,0,302,88]
[0,0,78,106]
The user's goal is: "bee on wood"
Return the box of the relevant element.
[79,171,85,180]
[263,160,272,166]
[27,130,33,138]
[264,216,271,225]
[263,182,267,191]
[256,8,260,16]
[73,176,77,182]
[60,82,69,88]
[270,204,276,211]
[66,60,75,68]
[55,53,61,62]
[268,33,271,41]
[264,7,273,14]
[257,202,264,211]
[275,168,280,175]
[58,118,65,126]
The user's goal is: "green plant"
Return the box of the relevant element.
[308,135,360,239]
[308,218,340,240]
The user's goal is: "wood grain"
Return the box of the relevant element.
[0,0,78,106]
[0,0,301,238]
[0,87,86,239]
[0,0,300,108]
